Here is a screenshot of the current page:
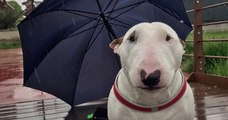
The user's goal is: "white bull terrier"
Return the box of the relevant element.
[108,22,195,120]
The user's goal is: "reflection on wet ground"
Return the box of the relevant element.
[0,48,54,105]
[1,82,228,120]
[0,98,108,120]
[0,48,23,81]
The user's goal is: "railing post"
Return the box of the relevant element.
[193,0,204,73]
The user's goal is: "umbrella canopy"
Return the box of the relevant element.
[18,0,192,106]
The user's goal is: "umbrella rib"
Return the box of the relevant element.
[106,30,121,68]
[63,16,100,39]
[103,0,114,12]
[111,2,143,20]
[71,18,103,105]
[96,0,118,39]
[63,9,99,15]
[170,9,182,21]
[23,9,99,24]
[109,22,130,29]
[86,17,102,50]
[105,0,118,19]
[106,16,131,27]
[108,0,119,14]
[86,25,105,51]
[65,23,103,40]
[106,1,144,14]
[71,24,104,105]
[64,10,98,20]
[145,1,192,28]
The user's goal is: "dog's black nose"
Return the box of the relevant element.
[141,69,161,87]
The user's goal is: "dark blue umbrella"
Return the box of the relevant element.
[18,0,192,106]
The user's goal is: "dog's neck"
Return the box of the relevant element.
[117,69,183,106]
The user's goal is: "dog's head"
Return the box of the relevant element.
[110,22,185,91]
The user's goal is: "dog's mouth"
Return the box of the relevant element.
[139,86,165,91]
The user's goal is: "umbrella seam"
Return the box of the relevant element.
[64,16,100,40]
[65,23,103,40]
[106,1,144,14]
[20,9,99,25]
[106,16,131,27]
[86,17,103,51]
[110,2,144,20]
[72,18,104,105]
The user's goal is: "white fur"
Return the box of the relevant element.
[108,22,195,120]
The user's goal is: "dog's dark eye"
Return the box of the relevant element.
[166,35,171,41]
[129,36,135,42]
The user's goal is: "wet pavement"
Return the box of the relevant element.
[0,48,54,105]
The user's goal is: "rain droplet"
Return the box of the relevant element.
[72,18,76,27]
[34,68,41,83]
[180,20,184,23]
[62,1,65,7]
[29,30,33,37]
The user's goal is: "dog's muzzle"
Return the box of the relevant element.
[141,69,161,88]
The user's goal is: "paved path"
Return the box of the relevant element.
[0,48,54,105]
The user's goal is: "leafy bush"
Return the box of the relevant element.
[0,1,23,29]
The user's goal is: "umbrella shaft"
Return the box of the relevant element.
[100,13,117,39]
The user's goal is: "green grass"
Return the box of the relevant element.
[0,38,21,49]
[186,31,228,40]
[182,31,228,77]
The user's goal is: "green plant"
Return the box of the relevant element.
[203,42,228,76]
[181,57,193,73]
[206,59,228,76]
[184,43,194,54]
[186,31,228,40]
[182,31,228,76]
[203,31,228,39]
[0,1,23,29]
[0,38,21,49]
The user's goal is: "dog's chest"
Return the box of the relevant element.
[108,84,194,120]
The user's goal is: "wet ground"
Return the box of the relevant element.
[0,48,54,105]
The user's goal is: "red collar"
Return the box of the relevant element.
[113,70,187,112]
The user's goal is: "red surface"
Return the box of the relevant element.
[0,48,54,105]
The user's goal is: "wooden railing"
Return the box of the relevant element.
[186,0,228,88]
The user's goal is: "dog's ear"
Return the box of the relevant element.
[109,37,123,54]
[180,40,186,48]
